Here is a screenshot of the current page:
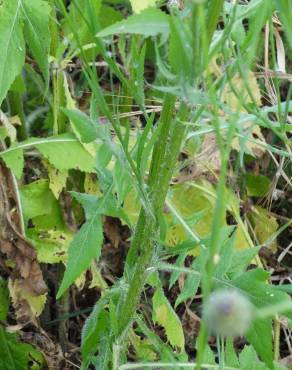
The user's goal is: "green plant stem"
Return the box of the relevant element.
[52,69,66,134]
[273,315,281,362]
[196,89,236,369]
[116,96,189,344]
[8,91,27,140]
[48,0,66,135]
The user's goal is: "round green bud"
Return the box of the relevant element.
[203,289,253,337]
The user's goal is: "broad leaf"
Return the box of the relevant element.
[97,8,170,38]
[0,147,24,179]
[0,133,96,177]
[31,229,73,264]
[231,268,292,368]
[246,174,271,197]
[20,179,64,225]
[250,206,278,251]
[57,214,103,298]
[0,0,25,105]
[46,162,68,199]
[35,134,96,172]
[22,0,51,85]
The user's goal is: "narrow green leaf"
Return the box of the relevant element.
[0,0,25,105]
[57,214,103,298]
[97,8,170,38]
[21,0,51,85]
[169,15,192,79]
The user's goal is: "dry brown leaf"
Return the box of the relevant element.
[0,159,47,324]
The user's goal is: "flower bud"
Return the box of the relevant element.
[203,289,253,337]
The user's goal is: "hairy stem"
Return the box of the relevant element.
[116,97,189,343]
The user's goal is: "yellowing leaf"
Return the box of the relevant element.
[89,263,108,290]
[152,287,185,350]
[32,229,73,264]
[9,279,46,317]
[130,0,157,13]
[122,190,141,225]
[222,71,265,157]
[222,71,261,109]
[75,270,86,290]
[233,226,250,251]
[84,173,102,196]
[129,331,157,361]
[46,162,68,199]
[250,206,279,252]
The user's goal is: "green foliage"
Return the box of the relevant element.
[0,0,291,369]
[0,133,96,178]
[150,274,185,350]
[22,0,51,85]
[57,213,103,298]
[0,0,25,105]
[62,108,98,143]
[0,326,43,370]
[97,8,170,38]
[20,179,64,227]
[246,174,271,197]
[231,269,292,368]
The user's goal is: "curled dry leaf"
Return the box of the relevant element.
[0,160,47,324]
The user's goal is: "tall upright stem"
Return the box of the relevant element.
[116,96,189,343]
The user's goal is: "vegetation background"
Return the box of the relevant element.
[0,0,291,369]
